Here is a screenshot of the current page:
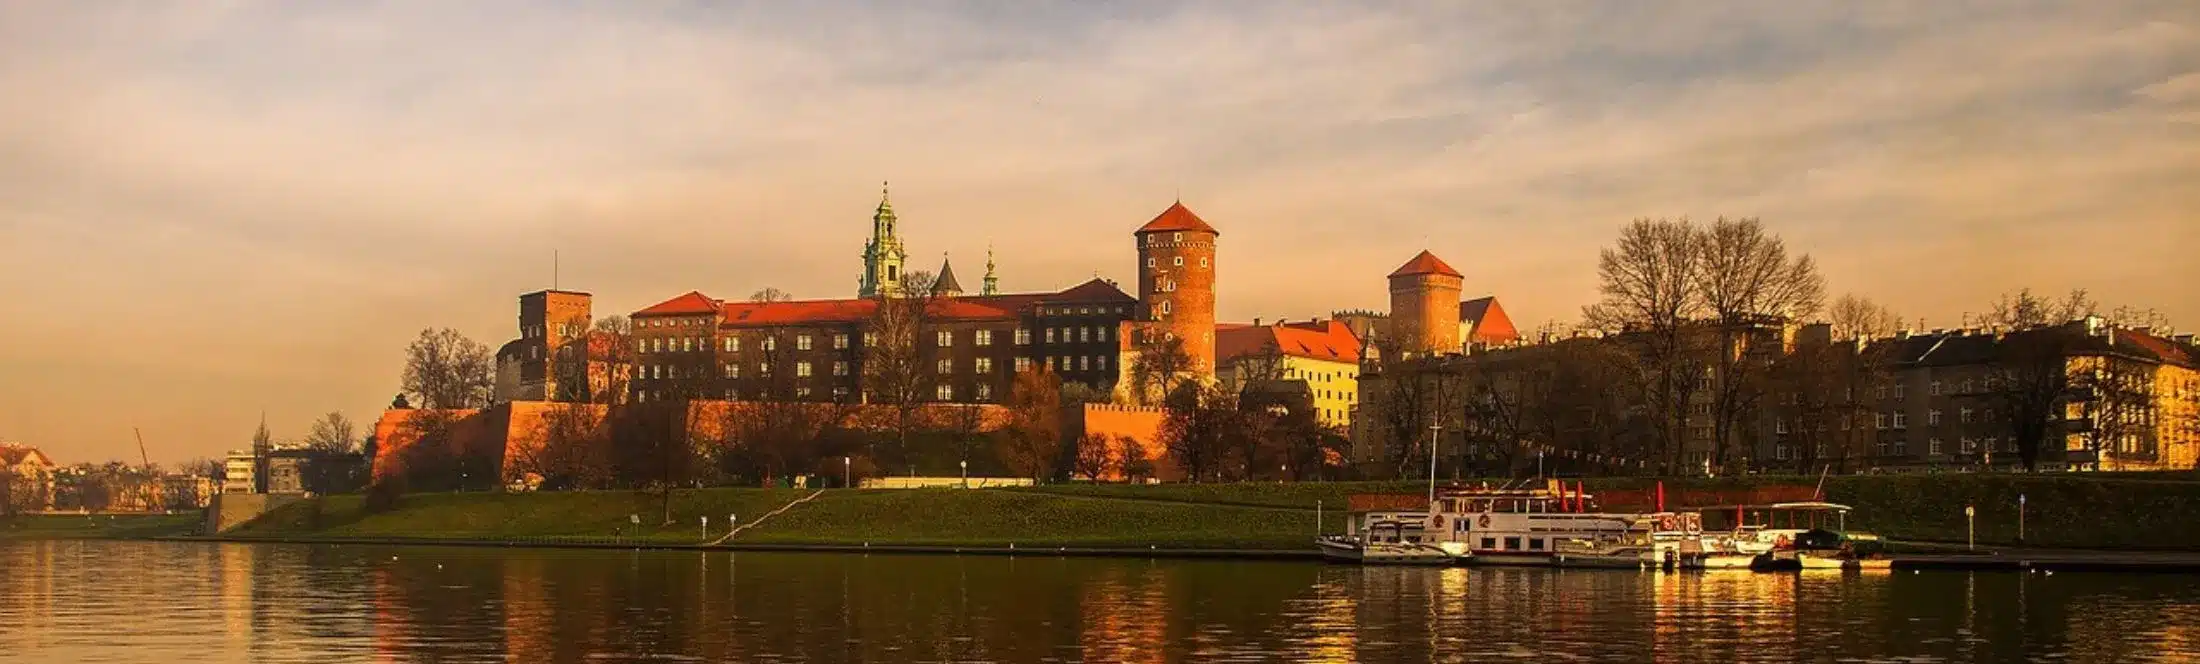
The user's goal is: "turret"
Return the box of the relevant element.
[1387,251,1462,358]
[1134,201,1219,375]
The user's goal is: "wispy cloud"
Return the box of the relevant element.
[1,1,2193,462]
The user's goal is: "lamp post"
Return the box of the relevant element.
[2018,493,2027,544]
[843,456,852,489]
[960,460,968,489]
[1427,418,1442,511]
[1965,504,1976,551]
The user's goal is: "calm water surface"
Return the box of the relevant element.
[4,540,2200,663]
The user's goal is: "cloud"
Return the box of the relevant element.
[1,1,2195,463]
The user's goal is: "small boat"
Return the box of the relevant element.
[1316,511,1457,565]
[1694,553,1758,570]
[1797,551,1846,569]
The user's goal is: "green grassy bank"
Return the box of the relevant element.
[201,471,2200,551]
[0,513,203,541]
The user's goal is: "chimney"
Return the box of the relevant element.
[1253,317,1262,327]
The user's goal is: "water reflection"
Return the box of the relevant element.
[3,541,2200,663]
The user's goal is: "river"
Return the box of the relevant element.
[3,540,2199,663]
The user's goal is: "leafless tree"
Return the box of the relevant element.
[1983,288,2096,331]
[863,270,941,457]
[1692,217,1825,474]
[999,366,1063,481]
[303,412,358,455]
[1828,294,1903,340]
[750,287,795,303]
[1072,432,1115,481]
[1583,217,1704,474]
[1377,360,1455,480]
[401,328,497,409]
[1128,329,1196,407]
[1986,326,2080,471]
[1119,436,1158,482]
[1771,335,1885,474]
[2071,347,2157,471]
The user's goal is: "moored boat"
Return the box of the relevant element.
[1315,510,1458,565]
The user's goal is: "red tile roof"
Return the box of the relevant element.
[0,444,54,468]
[1389,250,1461,278]
[634,291,722,316]
[704,280,1136,328]
[1216,319,1362,365]
[1135,201,1219,235]
[2120,329,2195,368]
[1459,296,1521,345]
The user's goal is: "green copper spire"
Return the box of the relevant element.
[858,181,907,298]
[982,244,1000,296]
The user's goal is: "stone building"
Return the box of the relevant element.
[1215,319,1362,429]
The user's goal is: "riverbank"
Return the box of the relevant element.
[24,471,2200,552]
[0,513,201,540]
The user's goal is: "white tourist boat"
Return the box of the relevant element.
[1697,502,1886,571]
[1316,510,1457,565]
[1423,481,1684,567]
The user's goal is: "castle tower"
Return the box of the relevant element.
[519,289,593,401]
[932,253,965,297]
[1134,201,1219,375]
[1387,251,1462,359]
[857,182,907,298]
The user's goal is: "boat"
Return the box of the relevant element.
[1422,480,1693,567]
[1695,502,1868,571]
[1315,510,1458,565]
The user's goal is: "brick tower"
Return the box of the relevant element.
[1134,201,1219,376]
[519,289,593,401]
[1387,251,1462,359]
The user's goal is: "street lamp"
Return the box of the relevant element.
[843,456,852,489]
[960,460,969,489]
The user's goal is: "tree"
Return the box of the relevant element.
[1694,218,1824,474]
[1128,329,1195,407]
[303,412,358,455]
[1828,294,1902,340]
[750,287,795,303]
[862,270,941,459]
[1376,359,1457,480]
[1984,288,2096,331]
[1986,327,2079,471]
[999,367,1064,481]
[1160,382,1236,482]
[1583,217,1704,474]
[1770,334,1885,474]
[1072,433,1116,481]
[401,328,496,409]
[1058,381,1115,405]
[251,419,274,460]
[1119,437,1158,482]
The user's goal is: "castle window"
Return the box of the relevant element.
[936,384,954,401]
[1929,410,1942,426]
[1045,328,1056,343]
[724,363,737,379]
[1173,257,1184,267]
[1961,407,1973,423]
[651,338,663,353]
[636,339,647,352]
[865,332,878,347]
[1015,328,1030,345]
[796,362,812,377]
[797,335,813,351]
[682,337,694,352]
[1016,357,1032,372]
[976,383,992,401]
[1892,411,1907,429]
[1099,327,1110,342]
[759,362,772,376]
[797,387,813,398]
[724,389,737,400]
[1173,232,1182,242]
[1931,381,1943,396]
[762,337,776,351]
[1079,356,1090,371]
[975,330,993,346]
[1160,301,1172,315]
[833,334,849,349]
[936,331,953,347]
[1079,327,1091,343]
[723,338,736,352]
[1147,257,1155,268]
[1200,257,1209,268]
[1097,355,1107,370]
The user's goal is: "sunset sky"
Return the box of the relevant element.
[3,2,2195,464]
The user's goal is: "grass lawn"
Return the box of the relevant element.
[0,513,204,540]
[741,488,1319,549]
[228,489,813,544]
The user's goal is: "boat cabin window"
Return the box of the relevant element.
[1529,538,1545,551]
[1503,537,1521,551]
[1480,537,1496,550]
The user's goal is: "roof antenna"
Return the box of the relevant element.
[553,249,559,291]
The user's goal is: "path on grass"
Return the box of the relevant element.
[710,490,823,544]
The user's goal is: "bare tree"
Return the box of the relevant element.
[1984,288,2096,331]
[999,366,1063,481]
[2071,346,2157,471]
[401,328,497,409]
[1828,294,1903,340]
[1693,217,1824,474]
[750,287,795,303]
[1377,360,1455,480]
[1583,218,1704,474]
[1160,382,1237,482]
[303,412,358,455]
[1119,437,1158,482]
[1072,432,1116,481]
[1771,335,1885,474]
[862,271,941,458]
[1986,326,2079,471]
[1128,329,1195,407]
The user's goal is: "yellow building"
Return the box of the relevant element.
[2062,326,2200,471]
[1215,319,1362,429]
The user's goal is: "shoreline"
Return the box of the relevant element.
[128,535,2200,572]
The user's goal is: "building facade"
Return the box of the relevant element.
[0,444,56,513]
[1216,319,1362,429]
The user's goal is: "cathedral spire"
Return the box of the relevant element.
[857,181,907,298]
[981,243,1000,296]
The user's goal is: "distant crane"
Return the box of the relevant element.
[133,427,151,470]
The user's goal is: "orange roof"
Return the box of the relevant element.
[2120,329,2195,368]
[1135,201,1219,235]
[0,444,54,468]
[1216,319,1361,365]
[707,280,1136,328]
[634,291,722,316]
[1389,250,1461,278]
[1460,296,1521,345]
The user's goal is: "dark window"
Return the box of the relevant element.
[1480,537,1497,550]
[1503,537,1521,551]
[1529,538,1545,551]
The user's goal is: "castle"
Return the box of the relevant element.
[495,186,1223,407]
